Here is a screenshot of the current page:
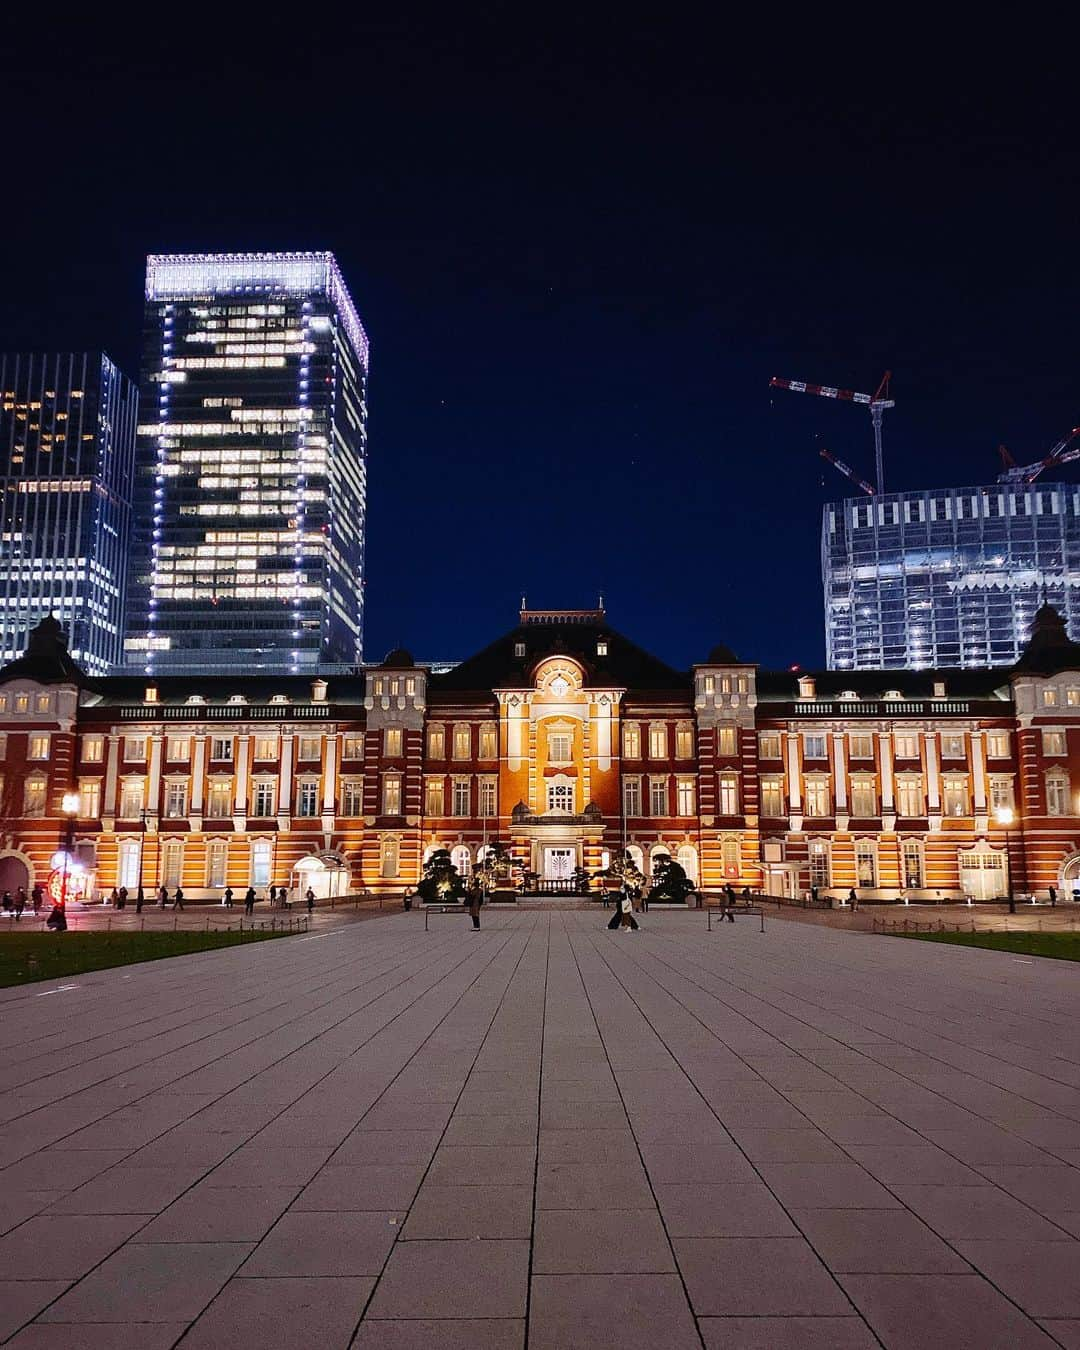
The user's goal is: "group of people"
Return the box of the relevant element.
[2,886,44,920]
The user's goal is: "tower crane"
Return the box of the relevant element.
[996,425,1080,486]
[819,449,875,496]
[769,370,894,494]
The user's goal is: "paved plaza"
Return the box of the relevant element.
[1,910,1079,1348]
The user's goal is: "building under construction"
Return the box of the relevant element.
[769,372,1080,670]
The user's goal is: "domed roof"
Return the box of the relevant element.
[706,643,740,664]
[381,647,415,669]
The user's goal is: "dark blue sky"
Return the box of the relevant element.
[1,15,1076,671]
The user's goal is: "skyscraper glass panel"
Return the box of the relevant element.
[822,484,1080,669]
[0,352,137,674]
[126,251,369,674]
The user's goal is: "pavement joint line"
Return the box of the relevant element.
[597,923,1077,1330]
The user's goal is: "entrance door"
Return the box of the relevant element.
[544,848,575,880]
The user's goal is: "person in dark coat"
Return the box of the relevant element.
[608,888,639,931]
[14,889,25,920]
[306,888,315,913]
[158,885,169,908]
[2,891,11,914]
[847,888,858,912]
[244,886,256,915]
[223,886,234,908]
[468,878,482,929]
[135,888,144,914]
[173,887,185,911]
[1049,885,1058,907]
[46,905,67,931]
[117,886,128,910]
[31,884,43,916]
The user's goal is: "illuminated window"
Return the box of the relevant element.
[675,725,694,759]
[803,778,830,817]
[894,733,918,759]
[649,724,668,758]
[28,734,50,760]
[597,639,608,656]
[809,839,830,887]
[717,726,737,756]
[384,727,403,758]
[623,777,641,815]
[850,778,877,817]
[548,732,572,763]
[165,782,188,818]
[35,693,52,714]
[252,779,276,816]
[252,839,272,887]
[717,774,738,814]
[426,725,445,758]
[162,840,184,889]
[1043,730,1067,756]
[382,775,401,815]
[425,778,445,815]
[1068,688,1080,708]
[207,780,233,819]
[452,779,471,816]
[1046,770,1070,816]
[14,695,29,714]
[296,779,319,817]
[622,723,641,758]
[902,840,923,888]
[989,777,1014,812]
[380,835,400,878]
[943,776,969,817]
[453,724,471,759]
[297,736,320,761]
[855,839,877,887]
[803,733,827,759]
[986,732,1010,758]
[514,641,526,657]
[341,779,363,816]
[124,736,147,762]
[119,780,144,818]
[649,778,667,815]
[23,776,47,817]
[207,840,228,888]
[479,778,496,817]
[118,840,140,890]
[210,737,233,762]
[342,735,364,759]
[547,780,574,814]
[760,777,784,816]
[941,733,966,759]
[758,732,781,759]
[479,723,497,759]
[167,736,191,761]
[849,733,873,759]
[677,778,696,816]
[896,776,923,817]
[1043,687,1059,707]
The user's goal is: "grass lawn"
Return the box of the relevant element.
[0,928,292,988]
[896,930,1080,962]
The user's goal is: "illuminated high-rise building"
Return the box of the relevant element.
[823,482,1080,669]
[126,252,369,674]
[0,352,137,674]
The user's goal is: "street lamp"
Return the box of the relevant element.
[59,792,80,909]
[995,805,1015,914]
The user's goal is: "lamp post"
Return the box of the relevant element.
[995,805,1015,914]
[135,808,147,910]
[59,793,80,909]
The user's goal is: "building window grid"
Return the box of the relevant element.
[676,778,696,817]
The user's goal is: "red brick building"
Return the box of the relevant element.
[3,603,1080,904]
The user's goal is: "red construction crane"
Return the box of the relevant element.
[820,449,875,497]
[770,370,894,494]
[996,425,1080,486]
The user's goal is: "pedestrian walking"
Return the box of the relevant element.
[118,886,128,910]
[608,888,639,931]
[31,884,43,916]
[306,887,315,914]
[14,889,25,921]
[2,891,11,914]
[173,887,185,911]
[810,884,819,905]
[1049,884,1058,907]
[280,886,290,909]
[468,879,482,930]
[640,881,649,914]
[847,888,858,913]
[46,904,67,931]
[223,886,234,908]
[402,885,413,912]
[244,886,256,915]
[108,887,119,907]
[135,888,144,914]
[158,885,169,908]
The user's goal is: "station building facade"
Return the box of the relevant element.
[3,604,1080,904]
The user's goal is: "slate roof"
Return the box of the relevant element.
[755,668,1013,702]
[429,615,690,695]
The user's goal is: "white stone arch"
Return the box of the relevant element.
[423,842,443,865]
[676,843,699,884]
[649,843,672,877]
[0,846,35,895]
[451,844,471,877]
[626,844,645,874]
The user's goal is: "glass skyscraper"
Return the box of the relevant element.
[823,483,1080,669]
[0,352,137,674]
[127,252,369,674]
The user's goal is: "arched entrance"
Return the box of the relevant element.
[0,853,32,896]
[292,851,351,899]
[1060,853,1080,898]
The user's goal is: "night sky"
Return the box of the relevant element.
[1,16,1076,672]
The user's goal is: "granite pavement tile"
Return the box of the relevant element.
[424,1144,535,1186]
[655,1182,798,1237]
[0,1282,71,1343]
[402,1184,532,1239]
[366,1239,529,1318]
[892,1183,1073,1241]
[296,1163,425,1211]
[794,1207,971,1273]
[241,1210,402,1276]
[0,1215,152,1279]
[5,1324,189,1348]
[757,1162,901,1209]
[952,1239,1080,1316]
[674,1236,850,1316]
[352,1320,524,1350]
[528,1273,700,1350]
[698,1317,881,1349]
[533,1208,674,1273]
[179,1275,374,1349]
[137,1184,300,1243]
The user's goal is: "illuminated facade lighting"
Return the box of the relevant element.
[823,483,1080,670]
[0,352,137,674]
[127,252,369,675]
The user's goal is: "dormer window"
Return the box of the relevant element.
[798,675,816,699]
[270,694,289,705]
[227,694,247,705]
[185,694,205,705]
[839,690,858,701]
[514,641,526,657]
[884,690,903,701]
[933,681,946,698]
[144,685,159,704]
[597,639,608,657]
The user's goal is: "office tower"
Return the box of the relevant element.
[127,251,369,674]
[823,482,1080,669]
[0,352,137,674]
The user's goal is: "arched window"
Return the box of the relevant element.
[451,844,471,877]
[23,775,47,818]
[649,844,671,877]
[251,839,272,887]
[452,723,471,760]
[117,839,140,890]
[626,844,645,873]
[677,844,699,884]
[423,842,442,865]
[162,840,184,889]
[547,778,574,814]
